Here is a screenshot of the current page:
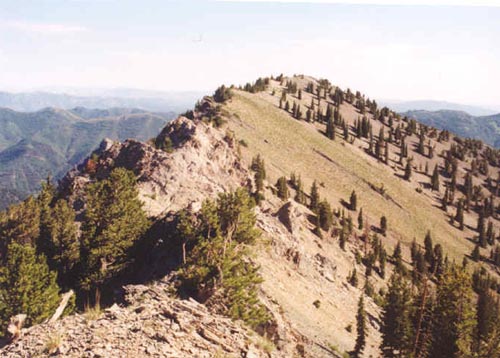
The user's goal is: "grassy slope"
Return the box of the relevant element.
[225,90,473,261]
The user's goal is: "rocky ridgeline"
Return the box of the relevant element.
[60,110,249,218]
[1,281,275,358]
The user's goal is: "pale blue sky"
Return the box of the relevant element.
[0,1,499,106]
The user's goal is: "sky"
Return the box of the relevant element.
[0,0,499,107]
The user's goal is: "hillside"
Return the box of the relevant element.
[404,109,500,147]
[0,107,174,209]
[2,75,500,358]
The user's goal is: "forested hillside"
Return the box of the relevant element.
[0,107,173,208]
[404,109,500,148]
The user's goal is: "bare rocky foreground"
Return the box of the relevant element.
[1,282,277,358]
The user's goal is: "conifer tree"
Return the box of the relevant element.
[179,188,267,328]
[404,160,412,181]
[45,199,79,288]
[430,266,476,358]
[424,231,434,267]
[486,221,494,246]
[476,287,500,355]
[354,295,367,357]
[310,181,320,213]
[431,165,440,191]
[393,242,404,272]
[381,273,413,358]
[80,168,150,292]
[380,216,387,236]
[326,117,335,140]
[251,155,266,202]
[294,176,306,205]
[276,176,289,200]
[0,242,60,331]
[349,268,358,287]
[455,199,465,230]
[0,196,41,257]
[358,208,364,230]
[350,190,358,211]
[478,211,487,248]
[318,200,333,231]
[344,122,350,141]
[472,244,481,262]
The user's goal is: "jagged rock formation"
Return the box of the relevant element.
[59,116,248,218]
[1,282,276,358]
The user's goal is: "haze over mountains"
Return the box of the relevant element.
[0,88,204,113]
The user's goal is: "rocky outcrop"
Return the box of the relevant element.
[1,282,277,358]
[59,116,249,217]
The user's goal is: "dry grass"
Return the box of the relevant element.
[43,332,62,354]
[225,90,473,261]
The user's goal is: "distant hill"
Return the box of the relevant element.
[403,109,500,147]
[0,89,204,113]
[381,99,497,116]
[0,107,174,208]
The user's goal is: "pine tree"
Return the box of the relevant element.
[430,266,476,358]
[381,273,413,358]
[455,199,465,230]
[358,208,364,230]
[276,176,289,200]
[350,190,358,211]
[478,211,487,248]
[0,242,60,331]
[45,199,79,288]
[294,176,306,205]
[80,168,150,291]
[326,117,335,140]
[354,295,367,357]
[424,231,434,267]
[310,181,320,213]
[431,165,440,191]
[0,196,41,257]
[349,268,359,287]
[471,244,481,262]
[179,188,268,328]
[404,160,412,181]
[251,155,266,203]
[318,200,333,231]
[476,287,500,355]
[393,242,404,272]
[380,216,387,236]
[486,221,494,246]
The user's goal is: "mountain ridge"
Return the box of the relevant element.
[404,109,500,147]
[2,75,500,357]
[0,106,174,209]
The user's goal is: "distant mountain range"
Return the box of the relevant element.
[0,106,174,209]
[380,99,498,117]
[403,109,500,147]
[0,89,204,113]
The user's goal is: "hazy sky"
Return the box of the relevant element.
[0,0,499,106]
